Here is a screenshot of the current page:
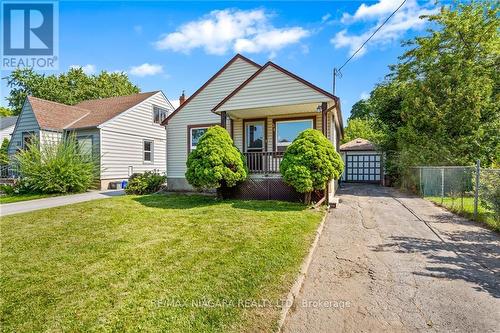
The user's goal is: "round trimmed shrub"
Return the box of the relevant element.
[185,125,247,192]
[280,129,344,202]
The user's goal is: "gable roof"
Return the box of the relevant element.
[0,116,18,130]
[27,91,160,130]
[340,138,377,151]
[68,91,159,129]
[160,54,261,125]
[212,61,338,113]
[28,96,91,130]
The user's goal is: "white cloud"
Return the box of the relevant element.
[341,0,400,23]
[154,8,309,56]
[69,64,96,75]
[321,13,332,23]
[332,0,438,57]
[129,63,163,77]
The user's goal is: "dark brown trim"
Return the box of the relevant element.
[321,102,327,135]
[186,123,219,154]
[272,115,317,152]
[230,118,234,140]
[220,111,227,128]
[212,61,339,113]
[162,54,261,125]
[242,118,267,153]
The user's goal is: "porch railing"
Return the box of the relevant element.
[0,164,19,179]
[244,152,284,174]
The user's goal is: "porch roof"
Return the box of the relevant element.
[212,61,338,115]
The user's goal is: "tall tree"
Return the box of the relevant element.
[348,0,499,180]
[5,68,140,115]
[342,118,385,145]
[394,0,499,169]
[0,107,13,117]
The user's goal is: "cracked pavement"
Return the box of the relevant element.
[283,184,500,333]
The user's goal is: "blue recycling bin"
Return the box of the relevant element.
[121,180,128,189]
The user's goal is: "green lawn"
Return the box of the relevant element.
[426,196,499,231]
[0,193,61,204]
[0,194,324,332]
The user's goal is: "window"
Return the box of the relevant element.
[76,136,93,156]
[275,118,314,151]
[153,106,168,124]
[245,121,264,151]
[22,132,35,149]
[143,140,154,162]
[190,126,209,151]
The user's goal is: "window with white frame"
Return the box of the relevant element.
[143,140,154,162]
[153,106,168,124]
[275,118,314,151]
[189,126,209,151]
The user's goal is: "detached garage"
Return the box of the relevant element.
[340,138,383,184]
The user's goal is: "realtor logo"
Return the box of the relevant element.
[1,1,59,69]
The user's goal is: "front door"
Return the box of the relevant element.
[245,121,265,171]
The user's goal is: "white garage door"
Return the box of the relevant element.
[345,154,382,183]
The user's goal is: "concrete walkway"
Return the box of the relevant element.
[283,184,500,333]
[0,190,124,216]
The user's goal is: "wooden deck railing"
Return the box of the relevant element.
[244,151,284,174]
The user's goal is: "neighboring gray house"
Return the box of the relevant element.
[162,54,344,203]
[0,116,18,142]
[8,91,173,189]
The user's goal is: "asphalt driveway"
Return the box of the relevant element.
[284,184,500,332]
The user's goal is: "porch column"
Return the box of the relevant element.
[220,111,227,128]
[321,102,327,135]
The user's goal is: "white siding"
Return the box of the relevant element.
[8,101,40,155]
[100,92,171,180]
[218,66,331,112]
[167,58,259,179]
[40,130,63,146]
[0,125,15,143]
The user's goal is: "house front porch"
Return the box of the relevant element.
[221,101,337,175]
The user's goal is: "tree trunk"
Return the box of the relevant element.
[304,192,312,205]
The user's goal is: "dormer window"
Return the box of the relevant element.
[153,106,168,124]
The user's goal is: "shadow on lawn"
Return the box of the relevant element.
[133,193,307,212]
[371,225,500,298]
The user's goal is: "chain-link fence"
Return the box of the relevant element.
[402,162,499,231]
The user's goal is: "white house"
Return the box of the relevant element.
[163,54,344,203]
[0,116,17,142]
[8,91,173,189]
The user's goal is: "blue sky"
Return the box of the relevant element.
[0,0,440,122]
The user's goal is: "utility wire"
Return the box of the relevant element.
[337,0,408,72]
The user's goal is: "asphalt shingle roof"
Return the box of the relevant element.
[27,92,159,130]
[0,116,18,130]
[340,138,377,151]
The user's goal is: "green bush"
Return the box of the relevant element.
[185,126,247,193]
[280,129,344,203]
[125,171,166,195]
[479,170,500,222]
[0,138,9,166]
[15,135,97,194]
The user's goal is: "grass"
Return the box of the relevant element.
[0,194,325,332]
[0,192,62,204]
[426,196,499,231]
